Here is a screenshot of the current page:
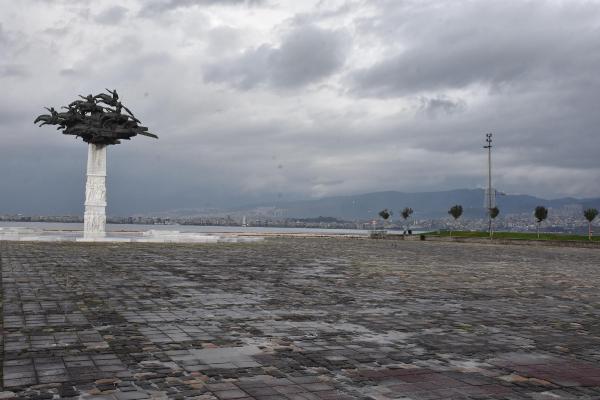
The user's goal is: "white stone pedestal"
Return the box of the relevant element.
[82,143,107,240]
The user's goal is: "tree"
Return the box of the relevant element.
[584,208,599,241]
[378,209,391,229]
[400,207,413,234]
[489,206,499,238]
[534,206,548,239]
[448,205,463,237]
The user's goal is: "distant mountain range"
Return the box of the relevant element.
[145,189,600,220]
[231,189,600,220]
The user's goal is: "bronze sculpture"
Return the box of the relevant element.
[34,89,158,145]
[33,90,158,240]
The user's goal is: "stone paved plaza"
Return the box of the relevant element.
[1,238,600,400]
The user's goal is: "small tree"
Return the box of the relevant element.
[489,206,499,238]
[400,207,413,234]
[534,206,548,239]
[584,208,599,241]
[379,209,391,229]
[448,204,463,237]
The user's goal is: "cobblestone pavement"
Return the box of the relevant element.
[1,239,600,400]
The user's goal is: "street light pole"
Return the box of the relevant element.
[484,133,493,237]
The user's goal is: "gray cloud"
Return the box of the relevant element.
[351,1,600,97]
[0,64,29,78]
[1,0,600,216]
[59,68,79,76]
[94,5,128,25]
[205,26,242,56]
[204,24,350,89]
[291,1,359,25]
[42,26,70,36]
[139,0,267,17]
[418,96,466,119]
[0,22,25,56]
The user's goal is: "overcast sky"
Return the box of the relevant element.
[2,0,600,215]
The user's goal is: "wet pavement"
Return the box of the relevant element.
[1,238,600,400]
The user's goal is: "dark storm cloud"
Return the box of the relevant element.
[204,24,350,89]
[94,5,129,25]
[351,1,600,97]
[139,0,267,16]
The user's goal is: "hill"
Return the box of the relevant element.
[234,189,600,220]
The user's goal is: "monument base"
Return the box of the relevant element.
[0,227,264,243]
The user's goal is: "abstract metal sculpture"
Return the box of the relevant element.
[35,90,158,240]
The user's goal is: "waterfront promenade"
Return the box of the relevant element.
[1,238,600,399]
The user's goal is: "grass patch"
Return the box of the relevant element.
[427,230,600,242]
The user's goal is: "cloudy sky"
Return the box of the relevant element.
[1,0,600,215]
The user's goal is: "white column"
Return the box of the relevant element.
[83,143,107,239]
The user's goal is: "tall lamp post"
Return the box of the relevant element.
[484,133,493,236]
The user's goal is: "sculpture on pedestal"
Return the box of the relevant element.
[34,90,158,240]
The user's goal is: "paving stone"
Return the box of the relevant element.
[3,239,600,399]
[300,384,334,392]
[3,377,36,388]
[114,391,150,400]
[212,390,248,399]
